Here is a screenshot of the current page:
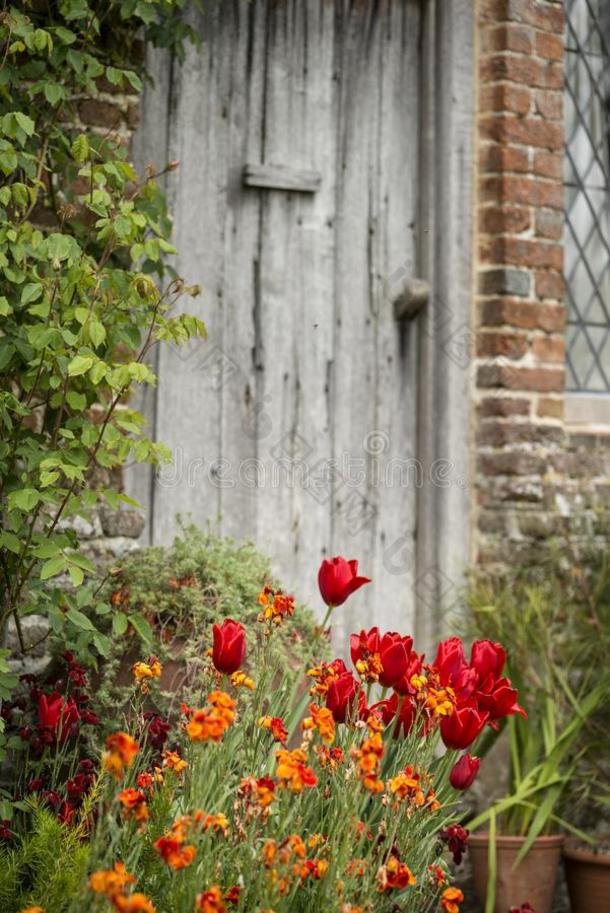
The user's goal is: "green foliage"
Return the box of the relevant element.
[464,545,610,846]
[94,524,326,724]
[0,2,204,703]
[0,808,90,913]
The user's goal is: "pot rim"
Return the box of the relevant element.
[564,844,610,866]
[469,833,565,848]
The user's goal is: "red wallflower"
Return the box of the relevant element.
[212,619,246,675]
[441,705,488,750]
[449,753,480,790]
[441,824,469,865]
[318,557,370,607]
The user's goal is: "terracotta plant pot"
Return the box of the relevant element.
[563,839,610,913]
[469,833,564,913]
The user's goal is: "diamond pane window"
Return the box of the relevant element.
[564,0,610,392]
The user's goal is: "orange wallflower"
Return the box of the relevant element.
[307,660,344,697]
[428,865,447,886]
[302,703,335,745]
[377,856,416,892]
[258,715,288,744]
[113,895,155,913]
[412,668,456,720]
[316,745,344,770]
[257,585,295,626]
[195,886,226,913]
[162,750,188,773]
[199,811,230,836]
[240,775,277,812]
[275,748,318,793]
[441,887,465,913]
[187,691,236,743]
[154,816,197,870]
[19,908,45,913]
[351,719,385,793]
[117,788,149,824]
[132,657,162,692]
[103,733,139,780]
[388,767,425,805]
[230,670,255,690]
[90,862,136,896]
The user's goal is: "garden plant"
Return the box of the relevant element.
[0,556,525,912]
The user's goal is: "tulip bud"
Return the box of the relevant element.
[449,753,480,790]
[212,619,246,675]
[318,556,371,608]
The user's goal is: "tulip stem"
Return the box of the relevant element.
[320,604,334,633]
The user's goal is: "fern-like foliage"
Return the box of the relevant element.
[0,809,89,913]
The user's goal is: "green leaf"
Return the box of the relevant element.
[8,488,41,511]
[0,531,21,554]
[66,608,95,631]
[68,565,84,586]
[44,82,63,106]
[112,612,128,636]
[89,319,106,347]
[129,613,152,643]
[71,134,89,164]
[14,113,35,137]
[68,354,94,376]
[21,283,42,305]
[40,556,67,580]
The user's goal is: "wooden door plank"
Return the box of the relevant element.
[253,0,336,611]
[243,163,322,193]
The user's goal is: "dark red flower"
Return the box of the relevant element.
[318,557,371,607]
[212,619,246,675]
[0,820,13,842]
[350,628,414,688]
[143,713,171,751]
[509,904,536,913]
[325,670,362,723]
[441,705,488,749]
[441,824,469,865]
[449,753,481,790]
[81,709,99,725]
[42,790,62,810]
[26,778,44,793]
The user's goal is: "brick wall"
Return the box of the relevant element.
[474,0,610,564]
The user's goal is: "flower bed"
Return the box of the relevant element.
[0,558,524,913]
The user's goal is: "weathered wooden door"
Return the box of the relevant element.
[138,0,424,642]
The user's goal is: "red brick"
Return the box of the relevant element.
[481,23,533,54]
[78,99,122,128]
[537,397,564,419]
[534,89,563,120]
[478,450,547,477]
[532,335,565,362]
[479,396,531,417]
[479,54,563,90]
[480,204,531,234]
[477,331,529,358]
[535,208,563,240]
[479,114,564,151]
[480,143,530,174]
[535,269,565,300]
[533,150,563,179]
[126,103,140,129]
[488,237,563,270]
[480,83,532,115]
[534,29,564,61]
[479,299,566,332]
[480,1,564,34]
[481,175,563,209]
[477,363,565,392]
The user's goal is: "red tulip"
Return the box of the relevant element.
[470,640,506,680]
[369,692,399,726]
[449,753,481,790]
[325,671,361,723]
[476,677,526,722]
[433,637,477,701]
[350,628,414,688]
[440,705,488,749]
[212,619,246,674]
[38,692,64,730]
[392,695,418,738]
[38,692,80,741]
[318,557,370,607]
[393,649,424,695]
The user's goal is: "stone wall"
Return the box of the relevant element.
[474,0,610,565]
